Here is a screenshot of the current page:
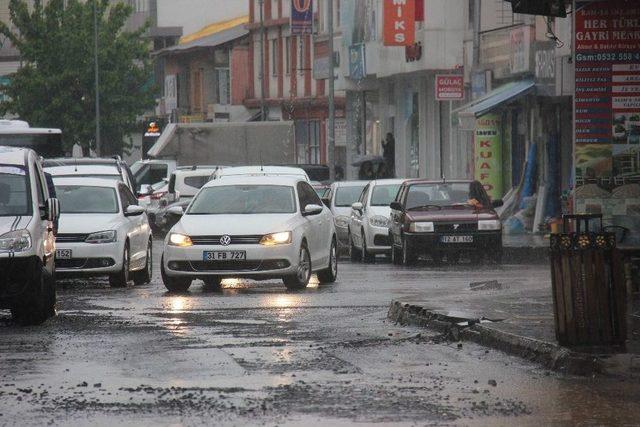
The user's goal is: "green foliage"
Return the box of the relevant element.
[0,0,157,155]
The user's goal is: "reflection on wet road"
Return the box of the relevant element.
[1,240,639,426]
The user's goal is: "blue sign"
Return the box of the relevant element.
[349,43,366,80]
[290,0,313,36]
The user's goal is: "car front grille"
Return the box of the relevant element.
[55,233,89,243]
[373,234,391,246]
[190,235,263,245]
[434,222,477,233]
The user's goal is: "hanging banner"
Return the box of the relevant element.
[474,114,502,199]
[290,0,313,36]
[383,0,415,46]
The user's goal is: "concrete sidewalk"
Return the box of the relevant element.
[388,269,640,377]
[502,233,549,263]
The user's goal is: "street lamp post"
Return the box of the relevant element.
[94,0,101,156]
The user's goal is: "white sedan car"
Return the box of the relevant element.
[53,177,153,287]
[348,179,404,262]
[161,175,338,292]
[328,181,367,250]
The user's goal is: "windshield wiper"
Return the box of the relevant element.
[407,204,442,211]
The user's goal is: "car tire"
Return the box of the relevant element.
[348,232,361,262]
[317,238,338,284]
[284,243,311,290]
[401,236,417,266]
[11,266,55,326]
[361,230,375,263]
[133,239,153,286]
[109,244,130,288]
[202,276,223,292]
[161,256,192,292]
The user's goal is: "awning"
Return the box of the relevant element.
[454,80,535,130]
[156,18,248,56]
[147,123,177,158]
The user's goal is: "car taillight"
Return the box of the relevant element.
[150,191,167,200]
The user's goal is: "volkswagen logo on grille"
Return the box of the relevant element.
[219,235,232,246]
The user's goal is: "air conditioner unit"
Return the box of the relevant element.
[506,0,567,18]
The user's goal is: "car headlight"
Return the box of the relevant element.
[334,215,350,228]
[260,231,292,246]
[478,219,501,231]
[369,215,390,228]
[169,233,193,247]
[409,222,434,233]
[85,230,117,244]
[0,229,32,252]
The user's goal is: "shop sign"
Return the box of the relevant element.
[290,0,313,36]
[574,1,640,219]
[383,0,415,46]
[435,75,464,100]
[144,121,161,138]
[474,114,502,199]
[328,118,347,147]
[164,75,177,112]
[349,43,366,80]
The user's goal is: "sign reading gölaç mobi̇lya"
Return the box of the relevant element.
[475,114,502,200]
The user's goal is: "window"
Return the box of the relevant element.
[271,39,278,76]
[215,68,230,104]
[183,175,210,190]
[370,184,401,206]
[334,185,366,207]
[119,185,138,211]
[297,182,322,210]
[284,37,290,75]
[188,185,296,214]
[295,120,321,164]
[0,166,31,216]
[57,186,119,214]
[134,163,168,186]
[358,185,369,204]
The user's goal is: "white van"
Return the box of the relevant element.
[0,147,59,325]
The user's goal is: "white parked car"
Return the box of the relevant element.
[328,181,367,250]
[53,177,153,287]
[0,147,59,325]
[161,175,337,292]
[348,179,404,262]
[212,166,310,182]
[44,157,137,194]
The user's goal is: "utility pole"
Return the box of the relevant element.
[259,0,266,121]
[327,0,336,181]
[472,0,481,68]
[93,0,101,156]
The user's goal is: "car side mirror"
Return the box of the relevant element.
[351,202,363,212]
[303,204,323,216]
[125,205,146,217]
[46,198,60,222]
[321,197,331,208]
[492,199,504,208]
[389,201,403,211]
[167,205,184,216]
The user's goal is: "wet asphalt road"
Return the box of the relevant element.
[1,239,640,426]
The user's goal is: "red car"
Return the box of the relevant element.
[389,179,503,265]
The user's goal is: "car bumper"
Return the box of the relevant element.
[54,242,123,274]
[0,255,41,302]
[163,243,299,278]
[365,225,392,253]
[403,231,502,252]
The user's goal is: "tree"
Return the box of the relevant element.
[0,0,157,155]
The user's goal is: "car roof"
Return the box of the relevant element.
[43,157,121,167]
[403,179,472,185]
[44,165,121,176]
[217,166,308,177]
[51,176,121,188]
[0,146,31,166]
[203,174,303,188]
[332,180,368,188]
[369,178,407,186]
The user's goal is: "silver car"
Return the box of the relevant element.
[348,179,405,262]
[328,181,367,251]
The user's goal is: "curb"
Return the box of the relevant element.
[387,300,603,376]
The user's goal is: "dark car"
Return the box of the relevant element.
[389,180,503,265]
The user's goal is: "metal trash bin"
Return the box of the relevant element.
[549,214,627,348]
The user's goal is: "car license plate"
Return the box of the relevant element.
[440,235,473,243]
[203,251,246,261]
[56,249,72,259]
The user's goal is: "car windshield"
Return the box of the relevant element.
[0,166,31,216]
[334,185,366,207]
[188,185,296,215]
[371,184,401,206]
[405,183,471,210]
[56,185,119,214]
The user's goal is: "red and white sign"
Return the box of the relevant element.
[435,75,464,100]
[383,0,415,46]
